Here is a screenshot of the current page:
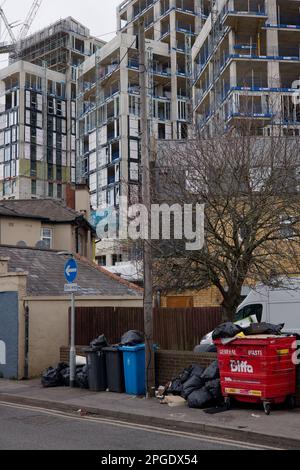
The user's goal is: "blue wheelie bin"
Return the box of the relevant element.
[119,344,147,395]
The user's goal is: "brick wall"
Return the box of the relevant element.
[60,346,217,387]
[161,286,223,308]
[60,346,87,363]
[155,350,217,386]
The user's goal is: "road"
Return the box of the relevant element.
[0,402,276,451]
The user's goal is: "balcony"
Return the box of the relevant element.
[176,22,195,35]
[100,63,119,82]
[152,65,171,78]
[225,93,272,124]
[222,3,267,28]
[133,0,156,20]
[175,0,195,16]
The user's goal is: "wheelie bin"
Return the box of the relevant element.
[119,344,157,396]
[83,348,107,392]
[118,344,146,395]
[103,346,125,393]
[215,336,297,415]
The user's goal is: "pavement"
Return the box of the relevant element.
[0,378,299,450]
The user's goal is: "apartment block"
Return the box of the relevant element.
[193,0,300,133]
[77,0,201,265]
[0,17,104,200]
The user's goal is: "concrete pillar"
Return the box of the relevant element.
[228,0,234,10]
[18,68,27,199]
[154,1,162,40]
[267,30,278,57]
[230,61,237,87]
[228,30,235,55]
[194,0,202,35]
[126,5,135,35]
[268,61,280,88]
[119,45,129,201]
[169,9,178,137]
[267,0,278,24]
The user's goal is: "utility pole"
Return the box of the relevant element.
[139,18,155,398]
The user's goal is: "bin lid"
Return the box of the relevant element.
[103,346,122,352]
[82,347,105,353]
[119,343,145,352]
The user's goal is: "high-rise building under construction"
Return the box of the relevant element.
[0,17,104,199]
[193,0,300,134]
[77,0,202,265]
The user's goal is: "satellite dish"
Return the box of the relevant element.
[16,241,27,247]
[35,240,47,249]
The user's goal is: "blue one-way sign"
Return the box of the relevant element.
[64,258,78,284]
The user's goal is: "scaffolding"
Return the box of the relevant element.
[9,17,96,74]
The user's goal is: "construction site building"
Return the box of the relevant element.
[193,0,300,133]
[77,0,202,266]
[0,17,104,200]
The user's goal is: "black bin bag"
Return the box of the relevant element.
[167,378,183,396]
[188,389,213,409]
[243,323,285,336]
[205,379,223,403]
[90,335,109,351]
[41,362,68,388]
[201,361,220,382]
[120,330,144,346]
[181,365,205,399]
[212,322,243,340]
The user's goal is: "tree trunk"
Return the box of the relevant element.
[221,288,243,322]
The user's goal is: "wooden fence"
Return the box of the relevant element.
[72,307,222,351]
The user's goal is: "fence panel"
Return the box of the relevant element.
[73,306,222,351]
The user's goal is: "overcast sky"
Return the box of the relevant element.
[0,0,121,67]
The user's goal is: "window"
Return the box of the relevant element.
[31,179,37,195]
[57,184,62,199]
[97,256,107,267]
[48,182,53,197]
[112,254,122,266]
[235,304,263,323]
[41,228,53,249]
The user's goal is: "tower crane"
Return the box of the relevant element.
[0,0,43,56]
[19,0,43,42]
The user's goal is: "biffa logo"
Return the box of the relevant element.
[230,360,254,374]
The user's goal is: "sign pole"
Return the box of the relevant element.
[64,256,78,389]
[69,291,76,388]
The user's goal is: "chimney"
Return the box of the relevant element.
[75,184,91,219]
[66,183,76,210]
[0,257,10,275]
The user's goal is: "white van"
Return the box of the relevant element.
[200,278,300,349]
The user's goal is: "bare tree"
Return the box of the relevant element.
[152,121,300,321]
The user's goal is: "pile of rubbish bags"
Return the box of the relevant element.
[41,361,89,389]
[212,321,285,341]
[41,330,144,389]
[165,360,222,409]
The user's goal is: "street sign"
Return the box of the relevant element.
[64,258,78,284]
[64,283,78,293]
